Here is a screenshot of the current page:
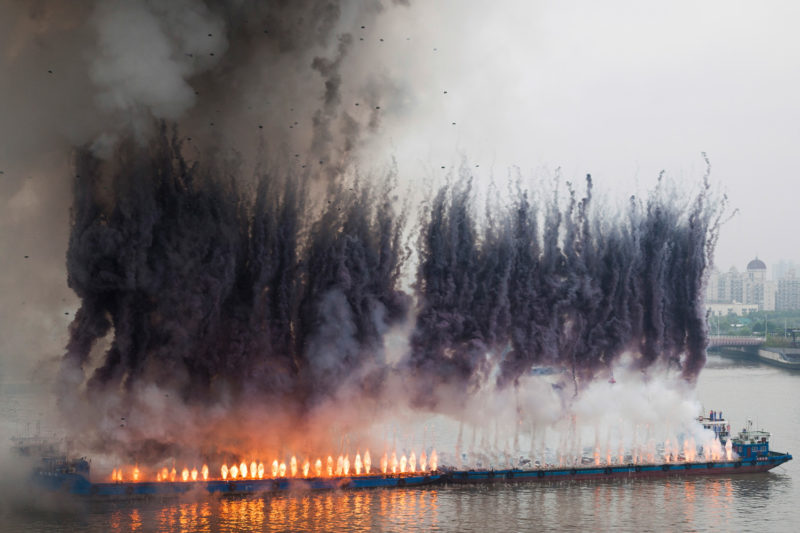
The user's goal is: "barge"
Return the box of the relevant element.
[23,417,792,498]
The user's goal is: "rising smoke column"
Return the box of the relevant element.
[296,173,410,405]
[412,172,722,397]
[62,125,409,422]
[409,172,516,393]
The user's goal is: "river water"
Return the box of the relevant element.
[2,354,797,532]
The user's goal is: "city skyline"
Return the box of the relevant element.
[712,256,800,279]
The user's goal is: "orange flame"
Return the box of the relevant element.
[112,443,442,484]
[683,438,697,462]
[355,453,362,475]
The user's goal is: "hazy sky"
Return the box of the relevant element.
[355,0,800,272]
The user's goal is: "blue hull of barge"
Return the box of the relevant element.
[446,452,792,483]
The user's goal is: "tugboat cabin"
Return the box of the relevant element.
[731,420,771,459]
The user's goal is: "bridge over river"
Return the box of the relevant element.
[707,336,765,348]
[706,336,800,369]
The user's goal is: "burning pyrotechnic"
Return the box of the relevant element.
[109,446,440,484]
[104,432,747,484]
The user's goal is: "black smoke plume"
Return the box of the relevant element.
[63,125,409,418]
[410,170,722,399]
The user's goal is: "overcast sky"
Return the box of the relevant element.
[357,0,800,272]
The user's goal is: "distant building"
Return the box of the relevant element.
[706,257,775,312]
[744,258,776,311]
[707,302,759,317]
[773,260,800,281]
[777,269,800,311]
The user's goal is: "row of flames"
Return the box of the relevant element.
[587,437,734,467]
[110,449,438,483]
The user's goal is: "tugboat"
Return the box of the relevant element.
[12,435,92,494]
[729,419,776,463]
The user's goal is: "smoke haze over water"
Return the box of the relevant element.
[1,1,725,462]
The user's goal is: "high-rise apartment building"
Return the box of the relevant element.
[706,257,775,311]
[777,269,800,311]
